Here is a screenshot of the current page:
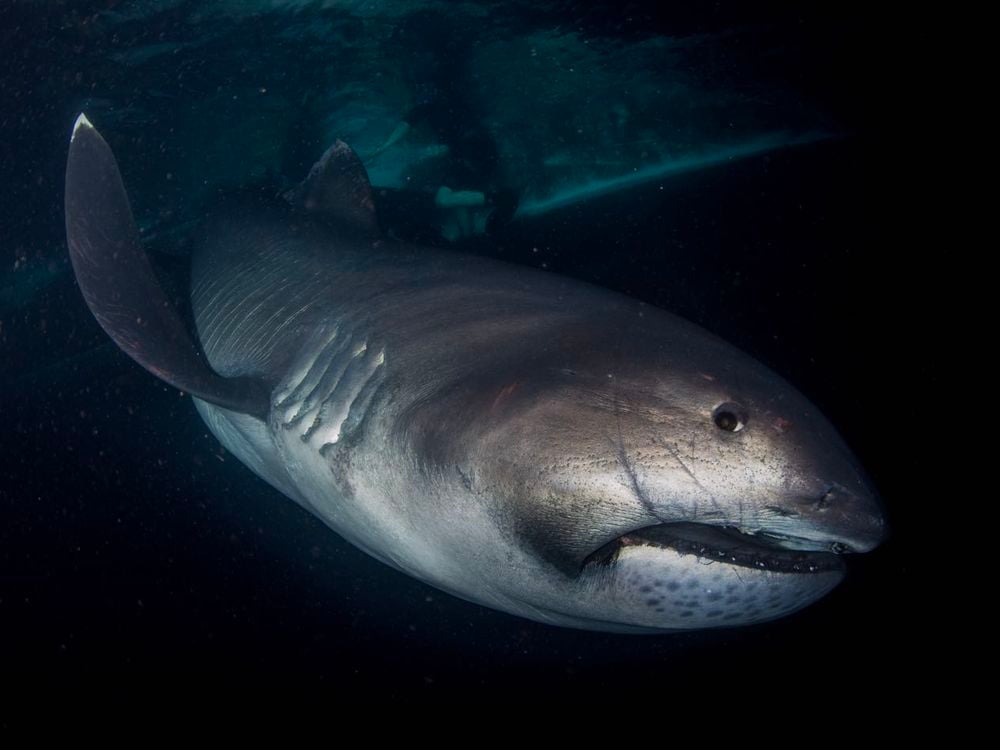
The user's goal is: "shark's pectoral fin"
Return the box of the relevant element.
[283,139,379,237]
[64,113,270,418]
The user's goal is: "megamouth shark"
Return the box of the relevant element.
[64,114,884,633]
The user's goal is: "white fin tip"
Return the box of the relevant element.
[71,113,94,142]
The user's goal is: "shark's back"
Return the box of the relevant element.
[189,201,631,399]
[191,208,341,381]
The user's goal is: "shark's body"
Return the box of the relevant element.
[65,116,884,633]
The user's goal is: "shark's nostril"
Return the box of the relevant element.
[791,486,837,510]
[800,484,843,511]
[816,488,834,510]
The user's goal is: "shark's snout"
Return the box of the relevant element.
[780,483,887,555]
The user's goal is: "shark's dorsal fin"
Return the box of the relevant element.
[283,139,379,236]
[64,114,270,419]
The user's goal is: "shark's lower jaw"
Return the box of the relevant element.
[582,522,846,574]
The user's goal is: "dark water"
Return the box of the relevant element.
[1,1,912,703]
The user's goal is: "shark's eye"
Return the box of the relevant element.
[713,403,746,432]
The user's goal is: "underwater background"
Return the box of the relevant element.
[1,0,911,702]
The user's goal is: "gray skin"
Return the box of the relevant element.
[65,117,884,633]
[190,204,884,634]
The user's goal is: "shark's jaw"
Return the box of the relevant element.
[582,522,846,575]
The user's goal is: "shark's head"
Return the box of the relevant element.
[406,307,885,632]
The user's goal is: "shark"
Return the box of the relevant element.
[64,114,884,633]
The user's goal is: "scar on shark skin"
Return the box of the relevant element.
[491,381,521,412]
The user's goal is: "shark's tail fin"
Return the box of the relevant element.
[64,114,269,418]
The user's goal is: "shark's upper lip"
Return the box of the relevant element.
[582,522,846,574]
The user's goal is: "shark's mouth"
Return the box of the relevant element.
[582,523,845,574]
